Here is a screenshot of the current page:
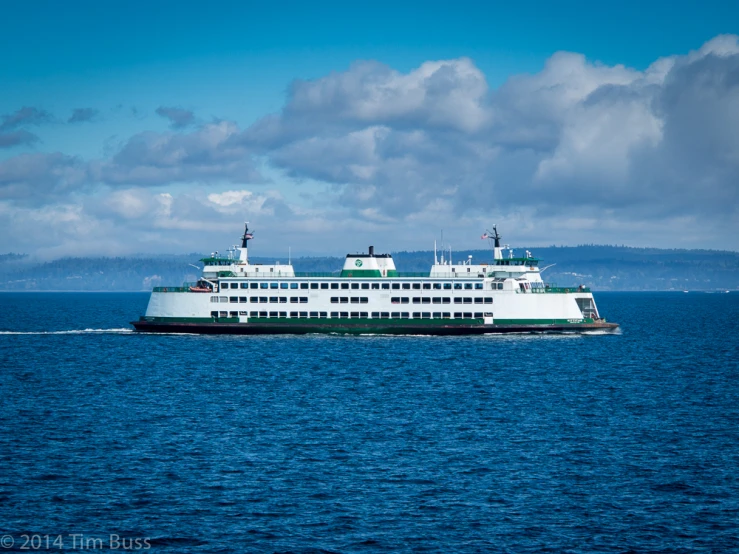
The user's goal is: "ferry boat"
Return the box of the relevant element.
[131,224,618,335]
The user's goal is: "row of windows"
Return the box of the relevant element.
[212,296,309,304]
[214,311,493,319]
[212,296,493,305]
[391,297,493,304]
[219,281,487,291]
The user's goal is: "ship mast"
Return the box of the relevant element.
[239,222,253,263]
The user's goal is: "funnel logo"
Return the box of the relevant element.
[355,259,363,267]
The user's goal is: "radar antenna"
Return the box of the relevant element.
[483,225,502,248]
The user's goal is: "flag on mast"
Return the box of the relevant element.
[481,233,489,239]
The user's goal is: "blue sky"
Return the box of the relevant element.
[1,1,738,258]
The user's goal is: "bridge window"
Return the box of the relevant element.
[280,283,288,289]
[321,283,329,290]
[422,283,431,290]
[475,283,483,290]
[290,283,299,289]
[251,283,259,289]
[381,284,390,290]
[240,283,249,289]
[311,283,319,290]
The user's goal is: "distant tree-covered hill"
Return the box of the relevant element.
[0,245,736,291]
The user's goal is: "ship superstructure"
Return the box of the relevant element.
[132,224,617,335]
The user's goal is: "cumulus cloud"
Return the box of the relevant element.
[240,35,739,231]
[0,130,39,148]
[94,121,261,187]
[0,106,52,130]
[155,106,195,129]
[68,108,99,123]
[0,152,88,204]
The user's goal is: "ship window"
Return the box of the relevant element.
[279,297,287,303]
[498,283,504,290]
[240,283,249,289]
[251,283,259,289]
[279,312,287,317]
[391,297,400,303]
[454,312,462,318]
[331,297,339,303]
[422,283,431,290]
[401,298,409,304]
[260,283,268,289]
[433,283,442,290]
[290,297,298,303]
[422,313,431,319]
[464,283,473,290]
[211,311,218,317]
[340,312,349,318]
[321,283,329,290]
[467,268,471,273]
[484,298,493,304]
[269,297,278,303]
[259,297,268,303]
[442,312,451,319]
[311,283,319,290]
[361,283,369,290]
[413,284,421,290]
[452,268,456,273]
[290,283,298,289]
[360,297,368,303]
[331,283,339,289]
[412,297,421,304]
[453,284,462,290]
[341,283,349,290]
[299,311,308,317]
[340,297,348,303]
[464,298,472,304]
[211,296,218,303]
[454,298,462,304]
[269,311,278,317]
[310,311,319,317]
[249,297,257,303]
[350,312,359,318]
[433,312,441,318]
[320,312,327,318]
[412,312,420,318]
[290,311,298,317]
[259,311,268,317]
[359,312,368,318]
[474,312,483,318]
[421,298,430,304]
[270,283,278,289]
[474,298,483,304]
[432,298,441,304]
[391,312,400,318]
[442,298,450,304]
[392,283,400,290]
[443,283,452,290]
[280,283,288,289]
[222,283,230,289]
[351,297,359,303]
[381,284,390,290]
[250,311,259,317]
[239,297,247,303]
[380,312,389,319]
[371,312,379,318]
[220,296,228,302]
[351,283,359,290]
[371,283,379,290]
[330,312,338,318]
[475,283,483,289]
[300,283,309,289]
[402,283,410,290]
[484,312,493,317]
[464,312,473,318]
[400,312,409,319]
[299,297,308,303]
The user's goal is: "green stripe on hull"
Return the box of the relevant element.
[339,269,383,277]
[140,316,593,325]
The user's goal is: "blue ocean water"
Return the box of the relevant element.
[0,292,738,553]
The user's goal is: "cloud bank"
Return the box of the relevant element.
[0,36,738,257]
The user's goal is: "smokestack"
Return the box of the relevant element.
[369,246,374,256]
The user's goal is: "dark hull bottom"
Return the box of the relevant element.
[131,321,619,336]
